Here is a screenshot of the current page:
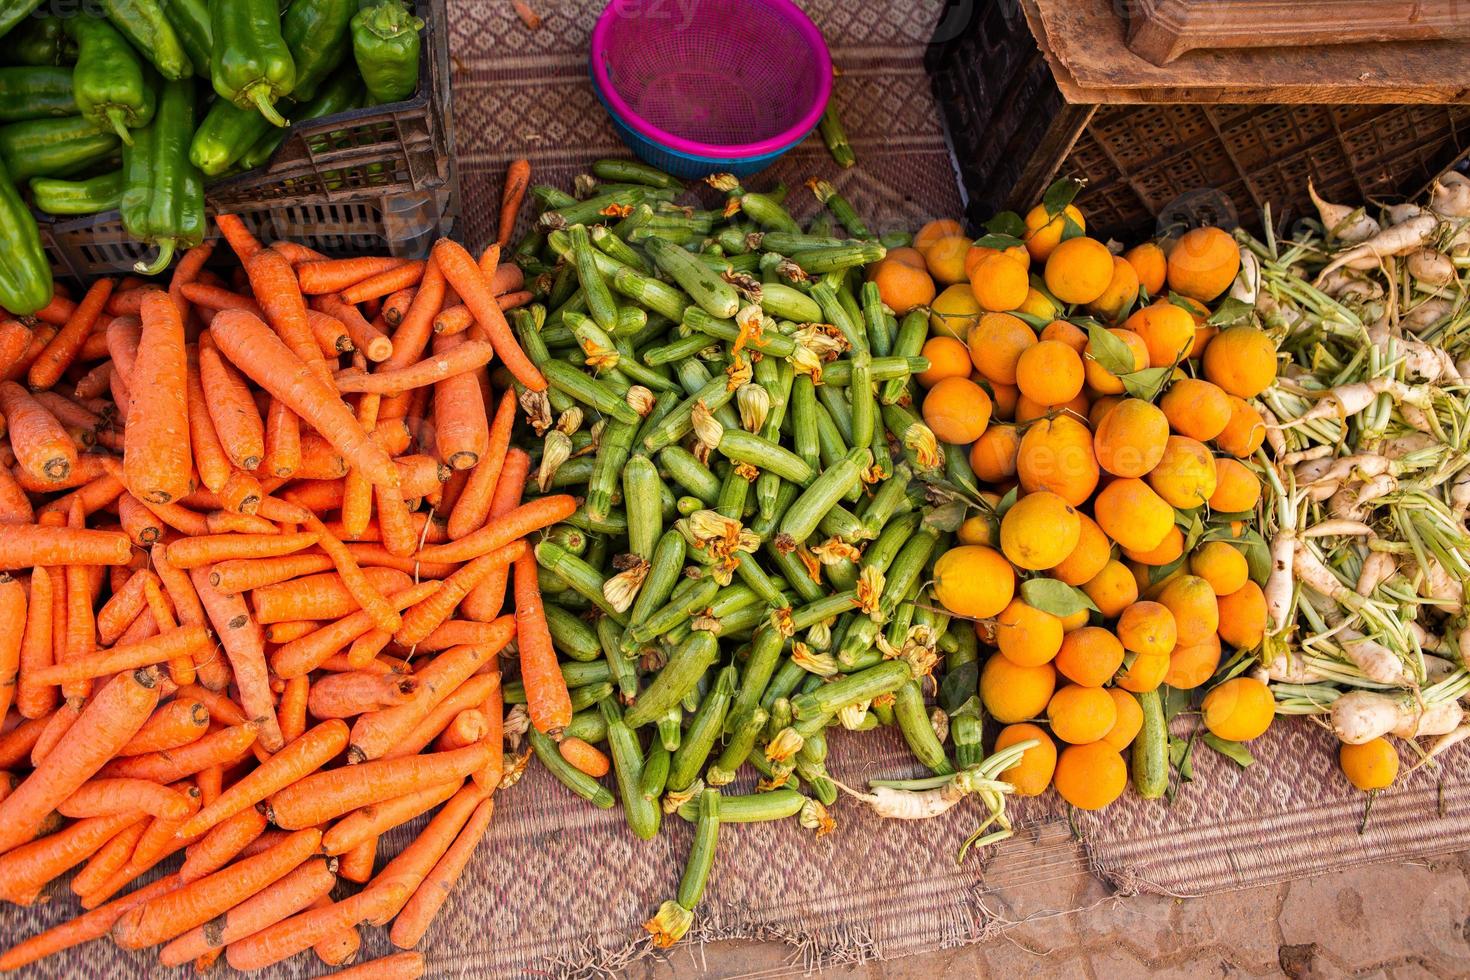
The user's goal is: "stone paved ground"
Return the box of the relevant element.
[629,835,1470,978]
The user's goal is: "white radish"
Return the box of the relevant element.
[1308,179,1380,243]
[1302,519,1376,538]
[1380,432,1439,459]
[1331,690,1463,744]
[1409,558,1464,608]
[1406,249,1455,287]
[1229,247,1260,304]
[1402,298,1455,335]
[1266,653,1328,683]
[1336,628,1408,686]
[1314,214,1439,283]
[1423,722,1470,764]
[1266,529,1298,635]
[1356,551,1396,596]
[1351,473,1398,508]
[1383,203,1425,225]
[1429,172,1470,219]
[1448,468,1470,519]
[1303,452,1392,485]
[1318,270,1384,303]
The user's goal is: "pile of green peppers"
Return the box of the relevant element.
[0,0,425,313]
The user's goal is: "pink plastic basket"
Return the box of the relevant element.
[590,0,832,177]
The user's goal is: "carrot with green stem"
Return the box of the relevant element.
[188,566,284,752]
[119,698,209,755]
[198,330,267,471]
[499,159,532,248]
[176,720,349,840]
[27,277,114,391]
[113,827,324,949]
[209,309,399,488]
[434,238,546,390]
[178,807,267,881]
[16,567,55,719]
[514,549,572,736]
[0,811,141,905]
[390,796,495,948]
[270,581,442,678]
[0,667,160,855]
[123,291,192,504]
[99,724,258,783]
[0,380,78,483]
[393,544,526,645]
[350,622,516,761]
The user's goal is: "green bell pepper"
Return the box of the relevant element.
[0,158,53,316]
[0,114,119,181]
[30,169,125,215]
[120,77,204,275]
[211,0,297,127]
[0,15,75,66]
[96,0,194,80]
[0,67,77,122]
[64,16,156,145]
[159,0,213,78]
[350,0,422,105]
[281,0,354,102]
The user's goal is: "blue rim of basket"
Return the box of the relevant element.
[588,0,832,161]
[593,86,804,166]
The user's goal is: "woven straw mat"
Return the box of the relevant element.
[8,1,1470,977]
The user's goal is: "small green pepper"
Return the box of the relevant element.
[30,169,125,215]
[0,158,52,315]
[212,0,297,126]
[0,114,119,182]
[0,15,75,66]
[0,2,48,46]
[281,0,354,102]
[350,0,423,105]
[65,16,156,145]
[159,0,214,77]
[98,0,194,80]
[0,67,77,122]
[120,77,205,275]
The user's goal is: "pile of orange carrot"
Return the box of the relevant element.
[0,162,570,975]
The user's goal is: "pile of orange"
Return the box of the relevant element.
[889,207,1280,811]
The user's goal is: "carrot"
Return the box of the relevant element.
[431,302,474,336]
[363,780,488,926]
[340,391,382,538]
[98,723,257,783]
[434,708,487,751]
[16,567,56,719]
[199,330,267,470]
[178,806,267,882]
[0,872,179,970]
[267,741,492,830]
[332,338,495,395]
[556,736,610,780]
[0,574,23,718]
[71,815,148,896]
[118,698,209,755]
[33,389,104,431]
[514,549,572,736]
[389,795,493,948]
[377,257,446,376]
[71,358,113,400]
[209,309,398,488]
[225,879,406,972]
[377,483,419,558]
[80,784,200,906]
[0,712,49,768]
[261,620,318,644]
[208,553,335,594]
[316,294,393,362]
[59,777,192,820]
[332,952,426,980]
[394,542,526,645]
[391,673,499,761]
[430,335,490,470]
[295,430,350,479]
[251,567,412,624]
[350,624,514,763]
[204,501,277,532]
[338,835,376,883]
[308,308,353,357]
[0,380,79,482]
[160,854,336,966]
[304,513,401,633]
[121,290,192,504]
[34,472,125,522]
[173,684,248,727]
[214,214,261,261]
[189,567,285,752]
[320,651,409,674]
[218,470,265,516]
[152,541,228,690]
[178,281,265,317]
[321,780,457,859]
[2,323,56,384]
[448,389,518,540]
[382,287,416,326]
[60,498,97,700]
[296,256,414,296]
[434,238,545,391]
[0,667,161,855]
[262,398,302,478]
[168,241,214,319]
[116,493,161,545]
[0,465,34,524]
[177,720,349,840]
[270,581,441,678]
[31,698,81,767]
[309,671,418,720]
[345,628,392,669]
[26,626,206,688]
[460,448,529,623]
[247,247,322,369]
[0,810,139,904]
[498,159,532,249]
[27,278,114,391]
[340,259,426,306]
[269,241,327,266]
[415,495,577,564]
[166,530,319,568]
[475,673,504,792]
[416,619,512,652]
[196,762,223,807]
[0,317,33,375]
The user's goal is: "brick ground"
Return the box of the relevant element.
[632,843,1470,978]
